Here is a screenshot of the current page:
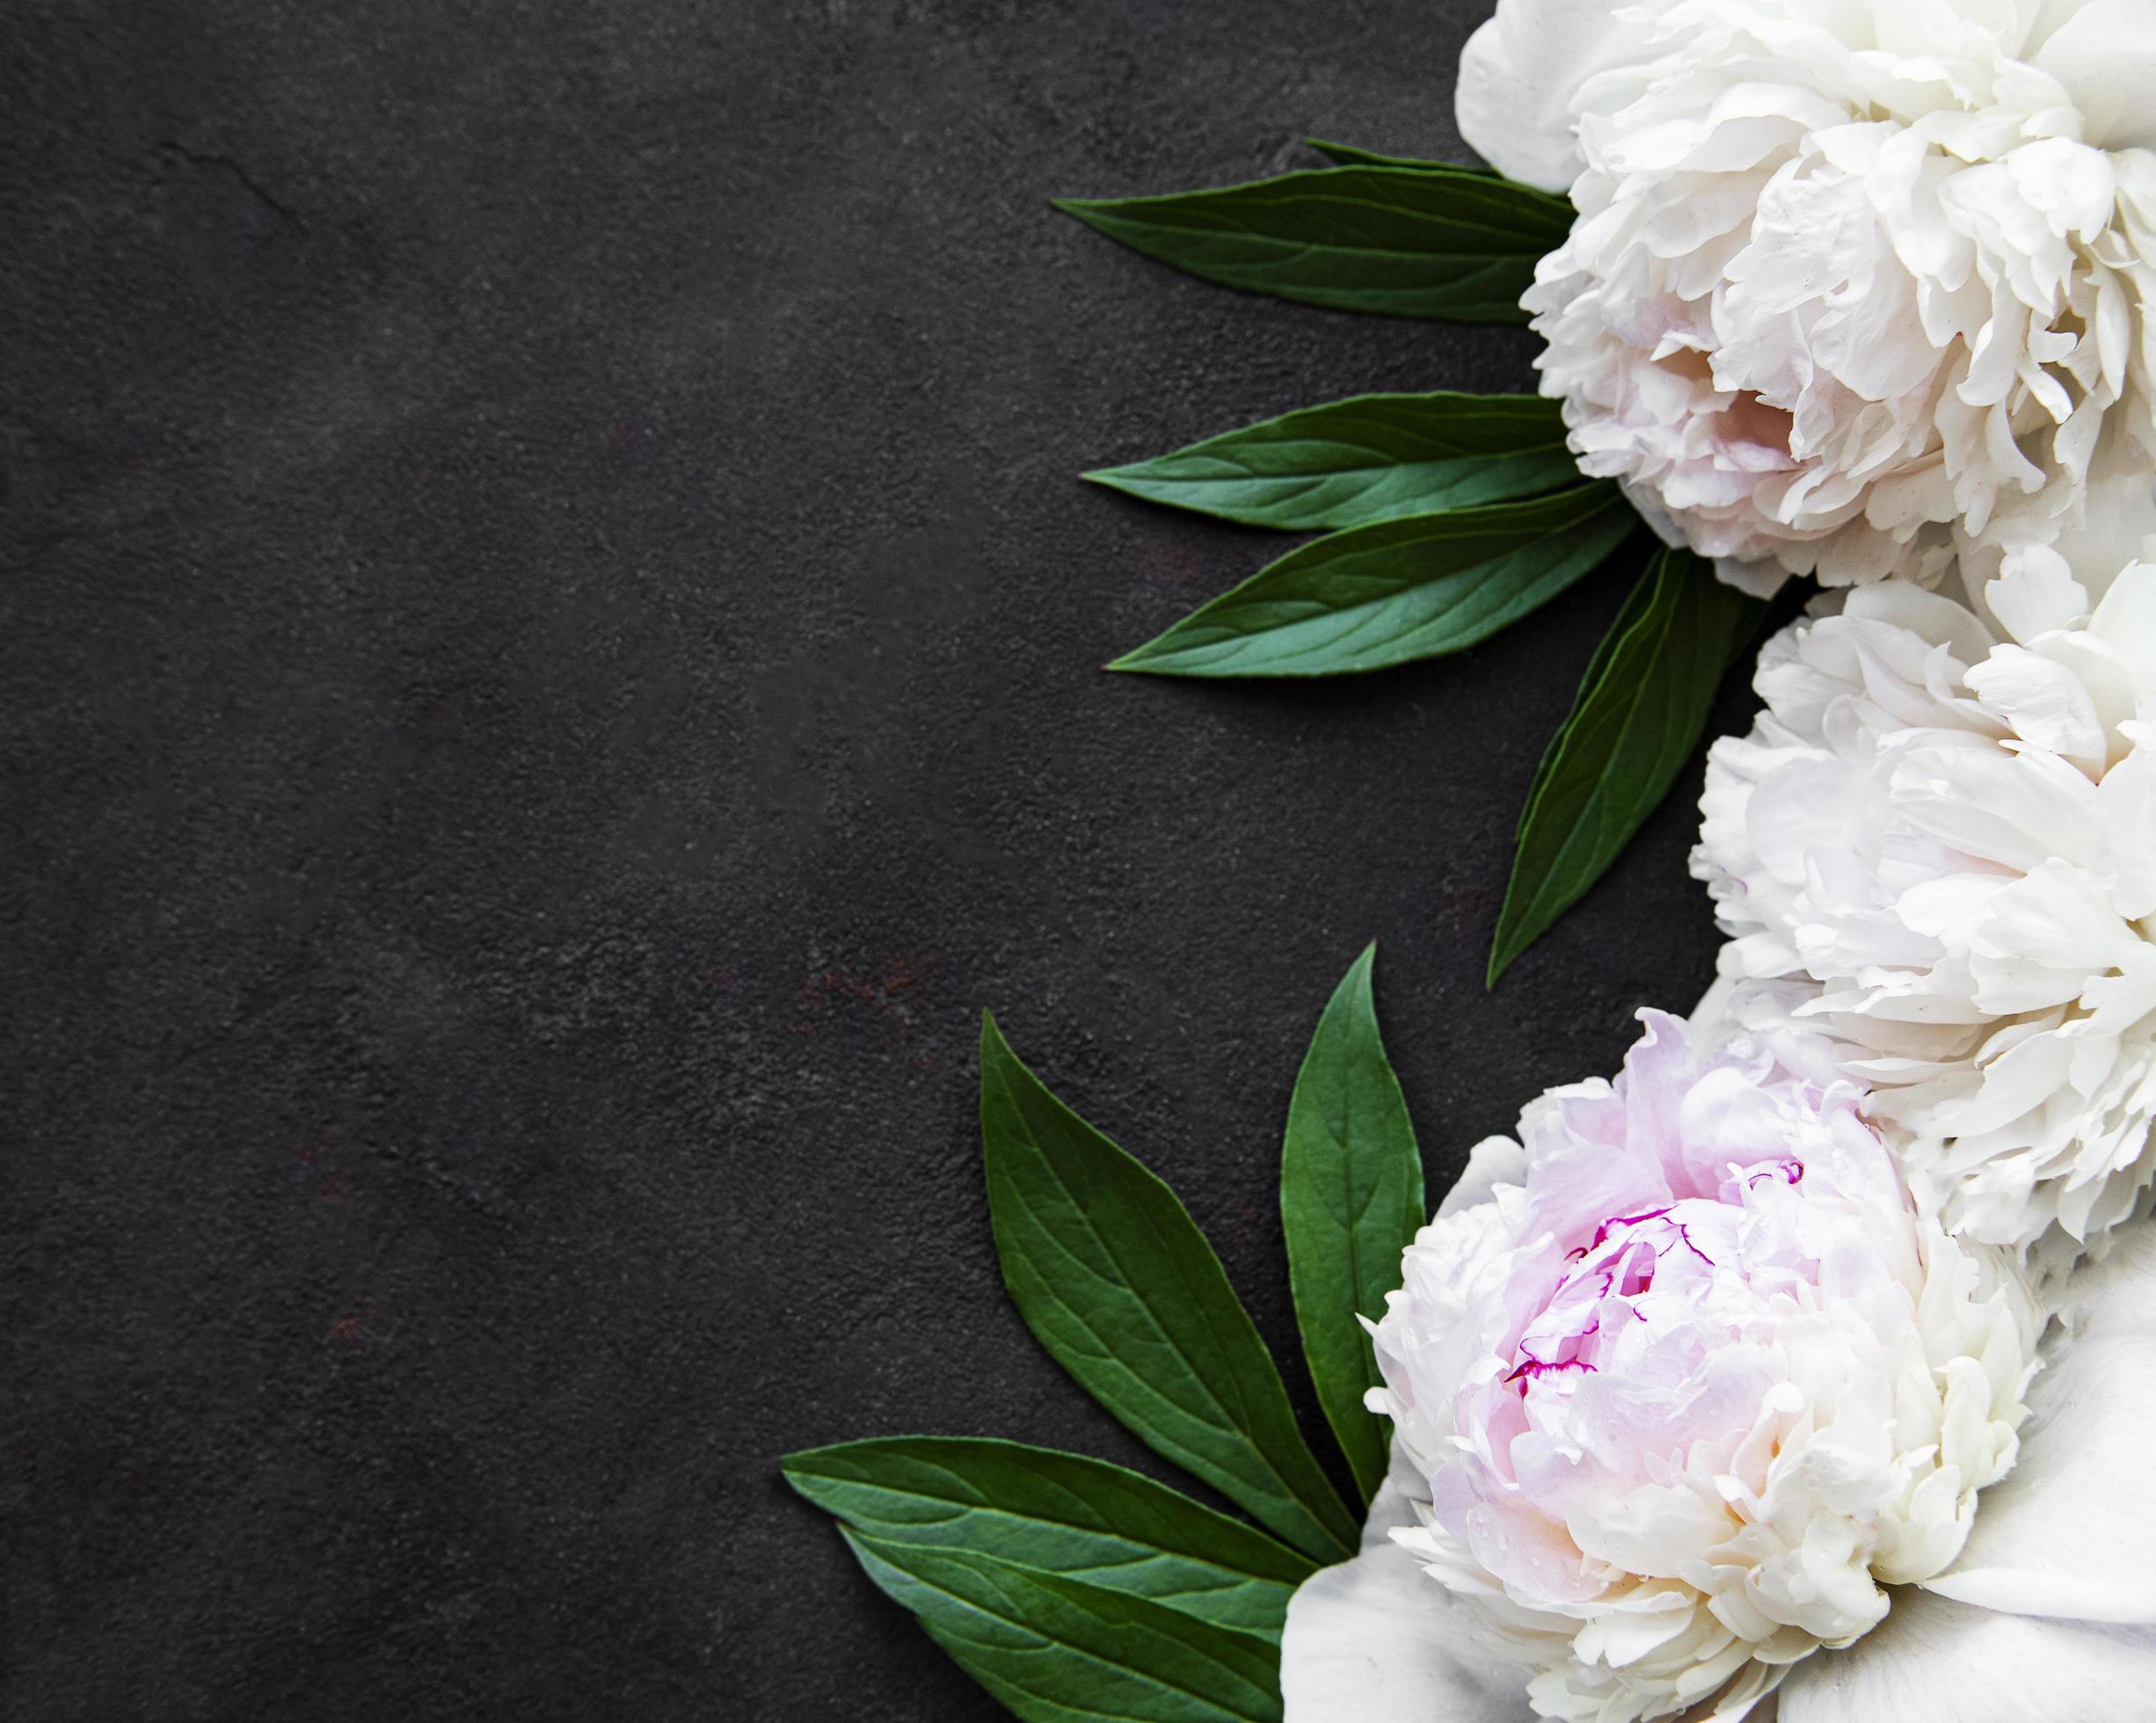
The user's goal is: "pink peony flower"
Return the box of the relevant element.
[1283,1010,2041,1721]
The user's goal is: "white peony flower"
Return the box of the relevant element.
[1281,1011,2039,1721]
[1693,554,2156,1252]
[1456,0,2156,592]
[1283,1207,2156,1723]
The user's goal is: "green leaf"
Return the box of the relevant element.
[1304,137,1498,175]
[1488,545,1767,985]
[1279,948,1424,1506]
[783,1436,1314,1639]
[980,1014,1359,1564]
[1109,483,1635,679]
[1086,392,1577,533]
[1055,166,1572,324]
[841,1530,1283,1723]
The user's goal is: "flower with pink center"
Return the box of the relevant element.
[1282,1010,2038,1722]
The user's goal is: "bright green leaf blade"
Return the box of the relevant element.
[1488,545,1767,985]
[980,1014,1359,1563]
[1279,948,1424,1506]
[783,1436,1314,1639]
[1086,391,1577,533]
[1109,483,1635,679]
[1055,166,1571,324]
[841,1530,1283,1723]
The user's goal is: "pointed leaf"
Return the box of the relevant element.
[1110,483,1635,679]
[784,1436,1314,1639]
[1279,949,1424,1506]
[980,1014,1358,1563]
[1087,392,1576,533]
[841,1530,1282,1723]
[1488,545,1767,985]
[1055,166,1571,324]
[1304,138,1498,175]
[1302,139,1572,225]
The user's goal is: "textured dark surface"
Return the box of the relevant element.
[2,3,1744,1719]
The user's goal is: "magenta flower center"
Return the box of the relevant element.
[1506,1160,1803,1394]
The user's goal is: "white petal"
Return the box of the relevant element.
[1984,544,2087,643]
[1715,556,1793,600]
[1453,0,1643,193]
[1690,972,1740,1040]
[1843,582,1998,666]
[2089,563,2156,694]
[1778,1589,2156,1723]
[1437,1137,1528,1218]
[1964,645,2106,763]
[2029,0,2156,153]
[1919,1225,2156,1624]
[1280,1475,1534,1722]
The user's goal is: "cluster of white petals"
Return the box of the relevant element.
[1329,1013,2036,1721]
[1457,0,2156,592]
[1694,556,2156,1252]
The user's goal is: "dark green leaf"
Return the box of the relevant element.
[980,1014,1358,1563]
[1488,545,1767,985]
[1087,392,1576,533]
[1279,948,1424,1506]
[1055,166,1571,324]
[1304,137,1498,175]
[783,1436,1313,1639]
[1109,483,1635,679]
[841,1530,1282,1723]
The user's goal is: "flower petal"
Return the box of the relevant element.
[1778,1589,2156,1723]
[2029,0,2156,153]
[1919,1224,2156,1624]
[1453,0,1643,193]
[1437,1136,1527,1218]
[1280,1473,1533,1722]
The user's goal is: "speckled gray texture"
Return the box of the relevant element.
[3,2,1746,1717]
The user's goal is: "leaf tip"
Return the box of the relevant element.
[1081,469,1147,504]
[777,1437,847,1475]
[776,1447,834,1501]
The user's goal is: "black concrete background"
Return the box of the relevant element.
[4,3,1747,1718]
